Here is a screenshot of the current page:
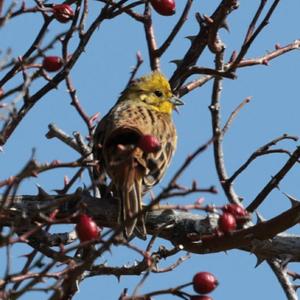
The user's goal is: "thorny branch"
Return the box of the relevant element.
[247,146,300,213]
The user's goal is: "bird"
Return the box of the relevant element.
[93,71,183,240]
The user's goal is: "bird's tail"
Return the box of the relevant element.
[132,179,147,240]
[118,168,147,240]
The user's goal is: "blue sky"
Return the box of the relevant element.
[1,0,300,299]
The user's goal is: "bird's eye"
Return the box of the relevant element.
[154,90,163,97]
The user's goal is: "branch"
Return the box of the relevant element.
[228,134,298,184]
[238,40,300,68]
[155,0,193,57]
[247,146,300,212]
[143,3,159,71]
[170,0,239,90]
[3,193,300,261]
[229,0,282,71]
[0,3,114,146]
[210,50,241,204]
[268,259,298,300]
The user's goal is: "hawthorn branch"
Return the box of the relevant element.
[210,50,241,204]
[228,134,298,184]
[238,40,300,68]
[170,0,239,90]
[45,123,83,154]
[178,38,300,97]
[0,17,51,88]
[178,75,212,97]
[222,96,252,135]
[65,75,93,132]
[3,193,300,260]
[143,3,159,71]
[247,146,300,212]
[268,259,298,300]
[229,0,282,71]
[0,2,113,146]
[155,0,193,57]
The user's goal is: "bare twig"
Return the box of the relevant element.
[143,3,159,70]
[268,259,298,300]
[229,0,282,71]
[155,0,194,57]
[228,134,298,184]
[247,146,300,212]
[222,96,252,134]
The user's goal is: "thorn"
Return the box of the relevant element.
[281,255,292,268]
[221,20,230,32]
[282,192,300,208]
[31,171,39,178]
[53,189,64,195]
[229,50,237,63]
[170,59,183,67]
[185,35,197,43]
[262,58,269,66]
[75,187,83,195]
[255,255,265,268]
[120,288,128,298]
[275,43,281,50]
[192,180,197,189]
[36,184,50,199]
[256,212,265,223]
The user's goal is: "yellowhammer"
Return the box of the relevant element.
[93,71,183,239]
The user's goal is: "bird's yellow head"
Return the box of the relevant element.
[120,71,183,114]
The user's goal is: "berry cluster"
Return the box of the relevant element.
[218,204,250,234]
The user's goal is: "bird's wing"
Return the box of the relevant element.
[142,138,175,193]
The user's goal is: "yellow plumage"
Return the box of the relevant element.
[93,71,183,239]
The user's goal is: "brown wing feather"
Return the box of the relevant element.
[142,140,175,193]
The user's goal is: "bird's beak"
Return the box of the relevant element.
[170,95,184,112]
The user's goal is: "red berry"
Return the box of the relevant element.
[222,204,249,225]
[75,214,101,242]
[42,56,63,72]
[193,272,218,294]
[218,212,237,233]
[137,134,161,153]
[222,204,247,218]
[52,4,74,23]
[190,296,213,300]
[150,0,176,16]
